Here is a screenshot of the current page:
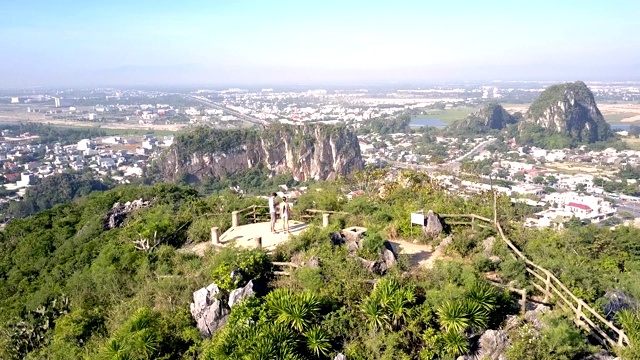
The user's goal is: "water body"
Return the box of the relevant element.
[409,117,447,128]
[611,124,632,131]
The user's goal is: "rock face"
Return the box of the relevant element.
[228,279,260,308]
[104,198,151,229]
[447,104,516,133]
[475,330,509,360]
[523,81,611,143]
[422,210,443,239]
[602,291,637,320]
[190,284,230,337]
[154,124,363,182]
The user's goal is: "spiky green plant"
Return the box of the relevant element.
[466,281,498,313]
[305,326,332,358]
[437,301,469,333]
[463,299,489,331]
[361,298,389,331]
[442,330,468,356]
[265,289,321,332]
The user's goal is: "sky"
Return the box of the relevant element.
[1,0,639,87]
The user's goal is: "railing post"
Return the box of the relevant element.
[253,205,256,223]
[520,289,527,316]
[322,213,331,228]
[211,227,220,245]
[253,236,262,248]
[232,211,240,228]
[544,273,551,302]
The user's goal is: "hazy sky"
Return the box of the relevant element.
[1,0,639,87]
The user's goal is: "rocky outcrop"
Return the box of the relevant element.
[422,210,443,239]
[459,330,509,360]
[190,284,230,337]
[334,353,347,360]
[104,198,151,230]
[447,104,516,133]
[154,124,363,182]
[523,81,611,143]
[228,279,260,308]
[601,291,637,320]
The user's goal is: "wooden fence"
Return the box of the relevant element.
[442,213,629,348]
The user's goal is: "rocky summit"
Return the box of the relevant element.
[447,103,516,133]
[153,123,363,182]
[523,81,611,143]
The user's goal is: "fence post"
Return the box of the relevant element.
[322,213,331,228]
[520,289,527,315]
[253,205,256,223]
[544,273,551,302]
[253,236,262,248]
[211,227,220,245]
[232,211,240,228]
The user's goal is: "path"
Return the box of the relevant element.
[183,220,308,256]
[388,236,451,269]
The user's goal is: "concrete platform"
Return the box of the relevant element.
[185,220,308,256]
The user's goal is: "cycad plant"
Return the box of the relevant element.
[305,326,332,358]
[265,288,322,332]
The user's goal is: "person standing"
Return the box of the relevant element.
[269,193,278,233]
[280,196,291,234]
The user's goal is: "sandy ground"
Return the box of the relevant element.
[0,115,188,131]
[504,103,640,123]
[182,221,447,268]
[545,162,616,176]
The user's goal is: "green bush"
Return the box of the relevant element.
[209,249,272,291]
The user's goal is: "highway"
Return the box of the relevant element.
[188,95,269,126]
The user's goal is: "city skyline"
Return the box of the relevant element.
[1,0,639,87]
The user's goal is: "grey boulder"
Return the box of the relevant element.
[190,283,229,337]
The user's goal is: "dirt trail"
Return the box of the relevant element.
[389,236,451,269]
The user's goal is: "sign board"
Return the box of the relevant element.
[410,211,425,226]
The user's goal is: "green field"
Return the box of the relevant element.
[623,137,640,150]
[413,107,478,123]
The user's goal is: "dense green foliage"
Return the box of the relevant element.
[1,169,639,359]
[5,172,112,219]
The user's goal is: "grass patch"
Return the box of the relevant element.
[415,108,478,124]
[623,137,640,150]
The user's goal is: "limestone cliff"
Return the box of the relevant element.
[447,103,516,133]
[523,81,611,142]
[154,124,363,182]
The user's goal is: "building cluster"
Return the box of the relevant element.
[0,133,174,206]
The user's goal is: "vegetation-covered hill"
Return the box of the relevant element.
[149,123,363,183]
[446,103,517,135]
[1,170,640,359]
[521,81,612,144]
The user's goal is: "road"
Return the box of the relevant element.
[617,201,640,218]
[188,95,269,126]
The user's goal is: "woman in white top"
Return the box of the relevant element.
[280,197,291,234]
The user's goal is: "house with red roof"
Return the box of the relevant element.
[566,202,592,216]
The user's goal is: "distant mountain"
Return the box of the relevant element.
[521,81,611,143]
[446,103,516,133]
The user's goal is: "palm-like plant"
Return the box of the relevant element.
[466,281,498,313]
[442,330,468,356]
[463,299,489,331]
[388,289,415,328]
[437,301,469,333]
[265,289,321,332]
[305,326,332,358]
[361,298,389,331]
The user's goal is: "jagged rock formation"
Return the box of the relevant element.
[522,81,611,142]
[154,123,363,182]
[228,279,260,308]
[104,198,151,230]
[422,210,443,239]
[447,103,516,133]
[459,330,509,360]
[190,284,230,337]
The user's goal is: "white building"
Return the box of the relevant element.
[77,139,95,151]
[16,172,35,187]
[10,97,20,104]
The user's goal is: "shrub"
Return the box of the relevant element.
[358,231,385,261]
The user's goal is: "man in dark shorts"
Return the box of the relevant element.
[269,193,278,233]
